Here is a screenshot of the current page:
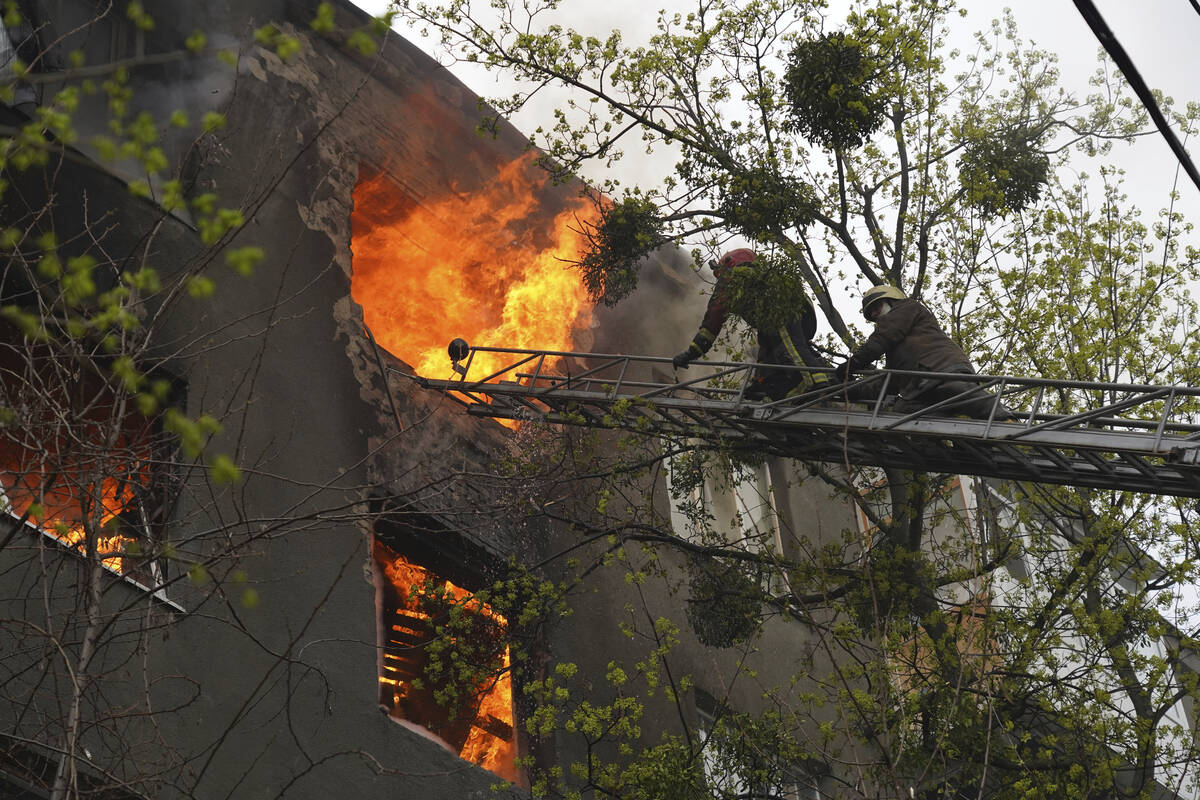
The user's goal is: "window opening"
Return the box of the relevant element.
[695,691,824,799]
[695,691,749,798]
[669,452,779,549]
[0,737,144,799]
[0,332,173,589]
[373,536,518,782]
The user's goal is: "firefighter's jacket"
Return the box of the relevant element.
[683,277,821,368]
[847,298,973,392]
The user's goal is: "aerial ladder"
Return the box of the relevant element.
[405,340,1200,500]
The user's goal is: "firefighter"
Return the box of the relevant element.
[833,284,1010,419]
[672,248,830,400]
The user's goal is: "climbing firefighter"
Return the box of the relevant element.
[833,284,1011,419]
[672,248,830,400]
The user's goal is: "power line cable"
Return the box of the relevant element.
[1190,0,1200,20]
[1073,0,1200,196]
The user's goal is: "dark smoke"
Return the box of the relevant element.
[585,245,708,357]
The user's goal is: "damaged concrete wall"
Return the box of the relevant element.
[0,2,544,797]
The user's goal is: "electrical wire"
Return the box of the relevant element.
[1073,0,1200,195]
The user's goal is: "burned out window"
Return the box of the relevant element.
[373,529,518,782]
[0,330,176,591]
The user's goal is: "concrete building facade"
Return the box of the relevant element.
[0,2,858,798]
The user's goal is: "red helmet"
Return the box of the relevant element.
[713,248,756,275]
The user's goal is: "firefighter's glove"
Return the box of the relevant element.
[833,361,853,382]
[672,350,695,369]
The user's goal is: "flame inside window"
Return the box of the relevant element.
[0,341,155,573]
[374,540,517,782]
[350,152,597,385]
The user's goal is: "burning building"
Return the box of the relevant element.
[5,2,1194,799]
[0,2,858,799]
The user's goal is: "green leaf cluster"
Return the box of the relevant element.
[574,196,665,306]
[958,128,1050,217]
[782,32,888,151]
[684,555,763,648]
[719,253,812,334]
[718,166,819,238]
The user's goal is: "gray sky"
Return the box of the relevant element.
[355,0,1200,219]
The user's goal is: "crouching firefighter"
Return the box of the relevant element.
[833,284,1011,419]
[672,248,831,401]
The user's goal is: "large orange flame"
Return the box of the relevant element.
[376,544,517,782]
[350,152,596,390]
[0,457,142,573]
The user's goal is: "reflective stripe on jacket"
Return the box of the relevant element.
[685,278,821,369]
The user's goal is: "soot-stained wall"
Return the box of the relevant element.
[0,2,555,797]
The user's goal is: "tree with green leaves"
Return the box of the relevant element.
[387,0,1200,797]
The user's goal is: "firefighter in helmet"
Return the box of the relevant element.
[672,248,830,400]
[833,284,1009,418]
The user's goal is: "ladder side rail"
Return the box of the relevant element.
[1003,387,1173,440]
[758,404,1191,460]
[954,369,1200,396]
[845,366,1200,418]
[408,370,494,408]
[1055,414,1200,436]
[637,364,755,402]
[447,377,1200,459]
[864,413,1188,457]
[464,344,655,361]
[514,374,720,395]
[1108,450,1160,481]
[543,377,667,394]
[458,346,1200,401]
[877,377,1010,431]
[515,356,641,393]
[455,351,544,386]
